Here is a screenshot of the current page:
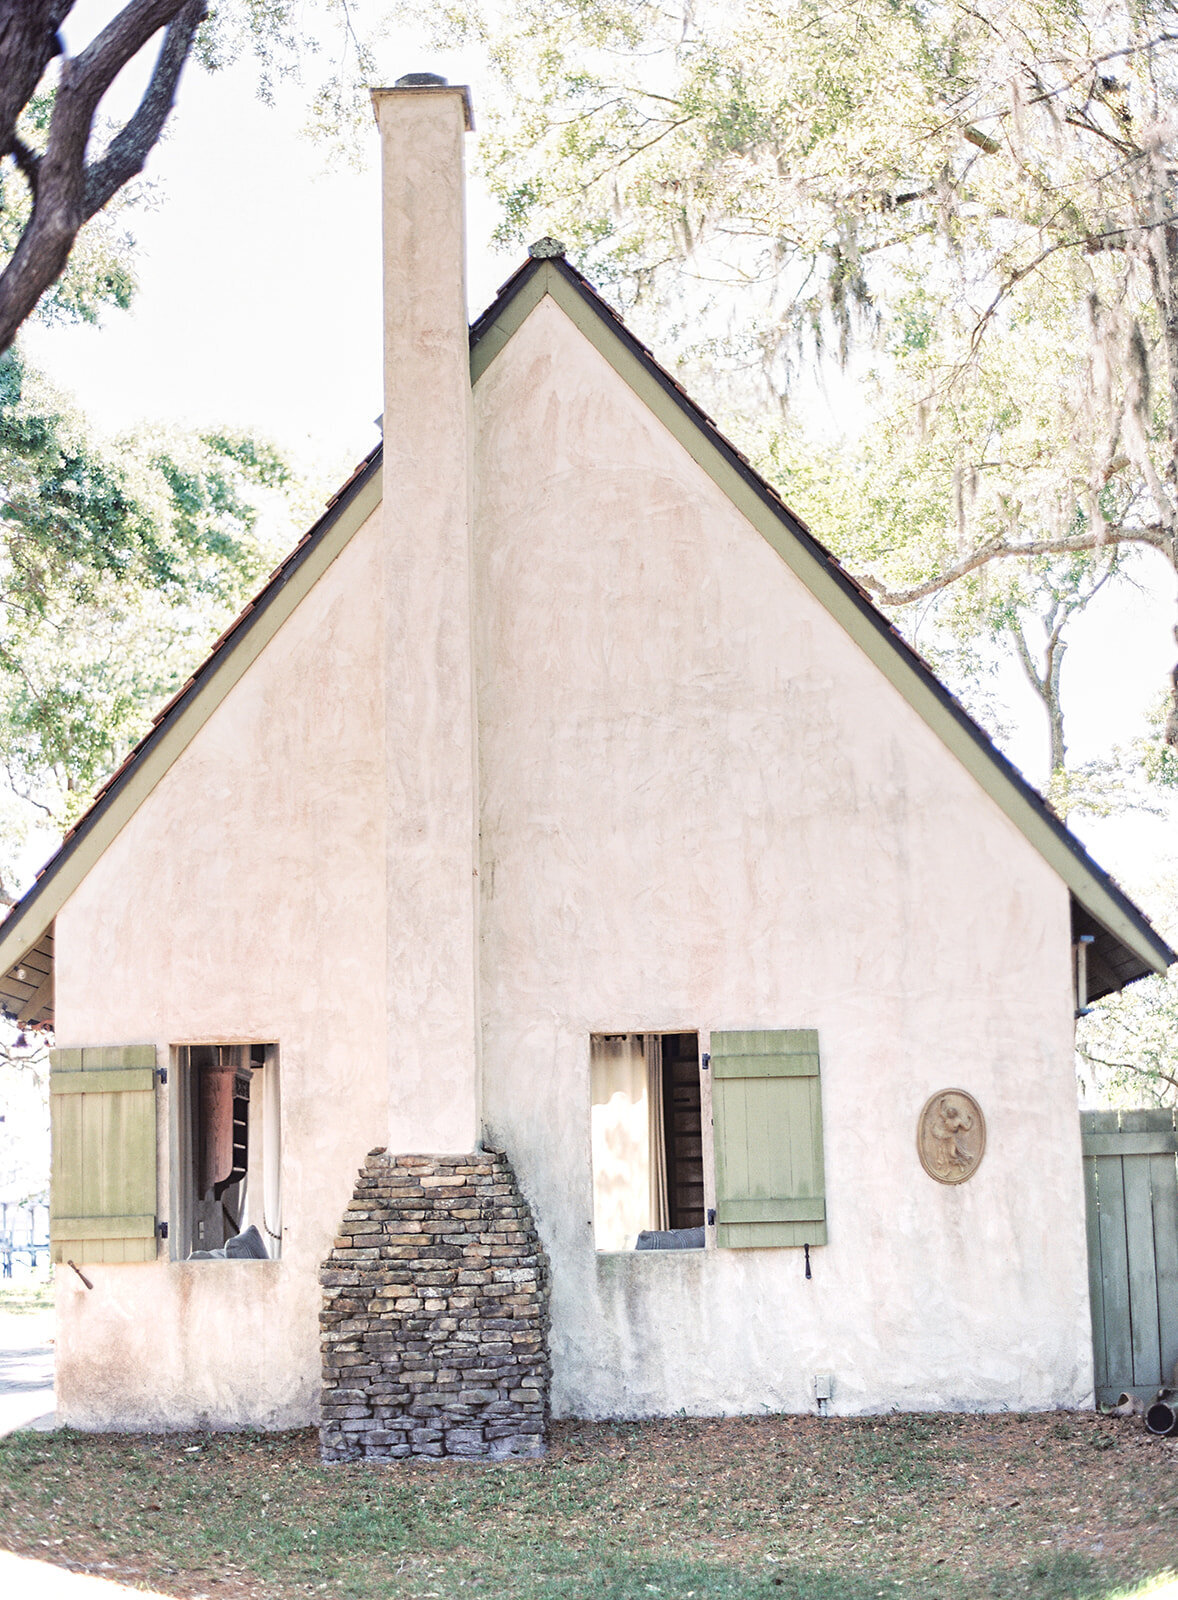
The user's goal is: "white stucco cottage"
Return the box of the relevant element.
[0,78,1172,1453]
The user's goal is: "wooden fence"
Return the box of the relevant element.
[1082,1108,1178,1406]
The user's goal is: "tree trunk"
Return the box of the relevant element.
[0,0,205,353]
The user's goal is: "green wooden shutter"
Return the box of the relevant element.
[50,1045,159,1264]
[711,1029,826,1248]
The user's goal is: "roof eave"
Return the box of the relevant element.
[0,448,383,1006]
[468,256,1174,986]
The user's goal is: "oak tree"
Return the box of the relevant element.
[0,0,212,353]
[456,0,1178,775]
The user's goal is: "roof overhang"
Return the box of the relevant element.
[0,254,1169,1029]
[0,449,382,1030]
[471,258,1175,998]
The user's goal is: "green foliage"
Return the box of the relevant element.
[1078,966,1178,1107]
[0,348,293,860]
[1140,693,1178,787]
[1078,871,1178,1105]
[0,89,138,333]
[460,0,1178,778]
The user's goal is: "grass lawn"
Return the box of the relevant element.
[1,1413,1176,1599]
[0,1277,53,1315]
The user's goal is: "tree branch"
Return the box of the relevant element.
[0,2,72,166]
[858,527,1168,608]
[966,213,1178,362]
[1062,108,1137,159]
[67,0,196,122]
[84,0,207,214]
[0,0,206,353]
[1076,1045,1178,1099]
[1008,618,1046,699]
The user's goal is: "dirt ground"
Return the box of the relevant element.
[1,1411,1177,1599]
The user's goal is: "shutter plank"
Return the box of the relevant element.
[718,1197,826,1224]
[717,1219,828,1248]
[711,1029,826,1250]
[786,1077,812,1200]
[1082,1132,1178,1158]
[807,1077,826,1200]
[50,1047,158,1264]
[53,1215,156,1240]
[51,1079,83,1244]
[746,1076,776,1195]
[51,1068,154,1096]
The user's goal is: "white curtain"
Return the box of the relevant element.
[590,1034,668,1249]
[240,1053,282,1257]
[647,1034,669,1232]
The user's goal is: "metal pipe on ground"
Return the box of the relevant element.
[1145,1395,1178,1435]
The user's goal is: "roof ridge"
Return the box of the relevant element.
[0,255,1170,1013]
[467,252,1173,979]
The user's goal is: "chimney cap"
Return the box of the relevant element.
[372,80,475,130]
[528,237,567,260]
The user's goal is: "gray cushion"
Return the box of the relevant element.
[635,1227,705,1251]
[225,1224,268,1259]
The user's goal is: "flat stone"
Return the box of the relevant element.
[318,1149,550,1461]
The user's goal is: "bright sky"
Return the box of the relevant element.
[16,4,1178,911]
[24,10,507,478]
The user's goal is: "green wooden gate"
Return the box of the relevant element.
[1081,1109,1178,1405]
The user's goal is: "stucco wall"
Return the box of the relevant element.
[53,510,388,1430]
[472,295,1092,1417]
[50,287,1094,1430]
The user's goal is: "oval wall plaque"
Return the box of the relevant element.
[917,1089,986,1185]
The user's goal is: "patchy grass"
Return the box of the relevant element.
[0,1277,52,1315]
[1,1413,1176,1599]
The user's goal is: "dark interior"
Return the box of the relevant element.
[660,1032,705,1229]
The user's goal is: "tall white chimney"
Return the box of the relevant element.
[372,77,480,1154]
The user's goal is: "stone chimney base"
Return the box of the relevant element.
[320,1149,551,1460]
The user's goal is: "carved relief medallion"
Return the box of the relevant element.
[917,1089,986,1185]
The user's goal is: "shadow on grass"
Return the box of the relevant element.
[266,1549,1116,1600]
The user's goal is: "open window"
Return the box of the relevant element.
[590,1032,705,1250]
[590,1027,828,1254]
[173,1043,281,1260]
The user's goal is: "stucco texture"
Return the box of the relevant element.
[377,87,481,1156]
[50,283,1092,1431]
[53,509,388,1430]
[472,295,1091,1419]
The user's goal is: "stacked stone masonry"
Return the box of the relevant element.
[319,1148,551,1460]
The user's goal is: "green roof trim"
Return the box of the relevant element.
[0,252,1169,1018]
[0,450,382,1004]
[470,257,1174,994]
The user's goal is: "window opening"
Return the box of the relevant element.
[176,1042,281,1260]
[590,1032,704,1251]
[661,1032,705,1230]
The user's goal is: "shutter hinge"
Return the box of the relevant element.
[156,1220,169,1240]
[155,1066,168,1086]
[701,1052,710,1071]
[707,1208,716,1226]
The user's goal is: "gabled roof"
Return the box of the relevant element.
[0,252,1170,1025]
